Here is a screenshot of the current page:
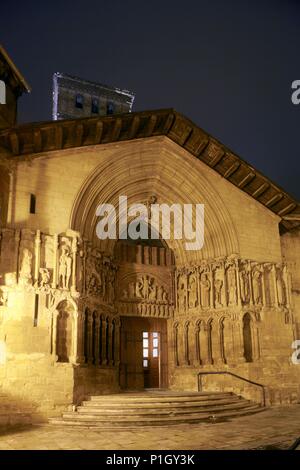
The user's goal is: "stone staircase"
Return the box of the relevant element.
[49,390,264,428]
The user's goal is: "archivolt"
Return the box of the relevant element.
[70,140,239,265]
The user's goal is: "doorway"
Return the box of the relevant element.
[120,316,168,390]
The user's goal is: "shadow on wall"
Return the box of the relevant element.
[0,391,44,430]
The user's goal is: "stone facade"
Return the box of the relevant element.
[52,72,135,120]
[0,58,299,422]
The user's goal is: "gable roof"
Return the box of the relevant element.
[0,108,299,233]
[0,45,31,94]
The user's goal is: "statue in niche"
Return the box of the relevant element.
[135,280,143,298]
[19,248,33,286]
[142,275,151,299]
[157,285,164,301]
[276,271,285,306]
[59,245,72,290]
[227,268,237,305]
[177,273,187,311]
[240,270,250,303]
[188,273,198,308]
[149,280,157,301]
[200,273,210,308]
[253,270,262,304]
[39,268,51,291]
[214,278,223,307]
[162,290,168,301]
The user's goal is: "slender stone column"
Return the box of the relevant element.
[71,236,77,293]
[52,234,58,288]
[101,316,107,365]
[14,229,20,282]
[272,264,279,307]
[109,318,115,366]
[87,312,93,364]
[261,265,266,306]
[114,318,121,367]
[70,311,79,364]
[283,265,290,308]
[94,314,101,365]
[194,323,201,366]
[173,322,179,366]
[209,267,214,308]
[34,230,41,284]
[248,262,254,306]
[235,259,241,307]
[184,321,190,365]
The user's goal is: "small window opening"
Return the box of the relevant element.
[91,98,99,114]
[30,194,36,214]
[75,94,83,109]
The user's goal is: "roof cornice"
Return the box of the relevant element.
[0,108,299,233]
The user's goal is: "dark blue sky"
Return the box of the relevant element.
[2,0,300,199]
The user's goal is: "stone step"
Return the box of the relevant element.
[87,392,234,404]
[49,391,265,428]
[49,404,263,428]
[79,397,244,411]
[73,400,252,416]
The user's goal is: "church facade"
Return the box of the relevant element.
[0,51,300,423]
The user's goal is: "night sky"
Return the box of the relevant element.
[2,0,300,199]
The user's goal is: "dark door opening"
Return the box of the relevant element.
[120,316,168,390]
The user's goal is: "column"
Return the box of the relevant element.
[114,318,121,367]
[52,234,58,288]
[34,230,41,284]
[194,322,201,366]
[272,264,279,307]
[283,265,290,308]
[247,262,253,305]
[101,316,107,365]
[71,236,77,292]
[235,259,242,307]
[209,266,214,308]
[94,314,101,365]
[184,321,190,365]
[109,318,115,366]
[87,311,93,364]
[14,229,20,282]
[173,322,179,366]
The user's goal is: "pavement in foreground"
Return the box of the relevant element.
[0,405,299,450]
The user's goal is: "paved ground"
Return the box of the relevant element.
[0,406,299,450]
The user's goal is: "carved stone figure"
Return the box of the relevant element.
[214,278,223,306]
[19,248,33,286]
[253,270,262,304]
[39,268,51,291]
[240,270,250,303]
[177,274,187,311]
[59,246,72,290]
[227,268,237,305]
[200,273,210,308]
[188,273,198,308]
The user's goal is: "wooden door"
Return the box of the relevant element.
[120,317,168,390]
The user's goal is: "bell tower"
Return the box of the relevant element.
[0,45,30,129]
